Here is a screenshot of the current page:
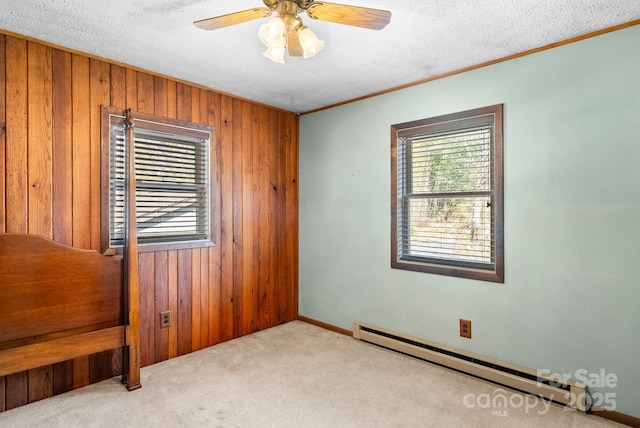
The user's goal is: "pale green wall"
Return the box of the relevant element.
[299,25,640,417]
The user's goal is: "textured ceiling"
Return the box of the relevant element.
[1,1,639,113]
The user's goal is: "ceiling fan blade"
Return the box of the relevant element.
[194,8,272,31]
[305,2,391,30]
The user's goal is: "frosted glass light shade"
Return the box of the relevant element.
[298,27,324,58]
[258,16,324,63]
[258,17,286,48]
[263,46,285,64]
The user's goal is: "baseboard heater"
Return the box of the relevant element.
[353,322,587,412]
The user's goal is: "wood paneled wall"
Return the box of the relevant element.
[0,33,298,412]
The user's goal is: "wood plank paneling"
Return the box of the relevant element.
[27,366,53,404]
[232,98,244,338]
[72,357,89,390]
[207,91,222,346]
[0,32,298,413]
[89,59,111,250]
[88,354,112,384]
[241,101,257,336]
[5,36,28,233]
[255,105,272,331]
[5,373,27,410]
[176,82,191,122]
[177,249,192,356]
[0,374,5,412]
[275,111,287,324]
[136,72,154,114]
[52,361,73,396]
[125,68,137,110]
[154,251,169,362]
[199,248,210,348]
[191,247,202,351]
[0,35,7,235]
[220,95,235,342]
[154,76,167,117]
[271,110,283,324]
[166,79,177,119]
[110,65,126,107]
[52,49,73,245]
[71,54,91,249]
[139,252,156,367]
[286,113,299,320]
[191,86,201,122]
[167,250,179,359]
[27,41,53,233]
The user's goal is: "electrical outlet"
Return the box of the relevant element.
[160,311,171,328]
[460,319,472,339]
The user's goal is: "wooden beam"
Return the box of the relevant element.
[122,108,141,391]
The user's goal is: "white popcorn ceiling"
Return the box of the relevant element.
[0,0,638,113]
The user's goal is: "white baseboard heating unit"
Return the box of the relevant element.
[353,322,587,412]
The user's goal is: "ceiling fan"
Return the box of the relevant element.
[194,0,391,63]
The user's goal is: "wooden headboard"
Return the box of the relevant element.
[0,233,140,390]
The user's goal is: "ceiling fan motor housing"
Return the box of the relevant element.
[263,0,314,11]
[277,1,300,17]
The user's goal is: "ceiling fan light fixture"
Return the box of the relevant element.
[263,46,286,63]
[258,16,286,48]
[256,5,325,63]
[195,1,391,63]
[298,26,324,59]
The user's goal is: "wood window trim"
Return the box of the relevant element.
[390,104,504,283]
[100,106,220,255]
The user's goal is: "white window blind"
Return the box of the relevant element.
[398,126,493,268]
[109,116,211,247]
[391,104,503,282]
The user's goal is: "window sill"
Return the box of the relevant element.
[103,239,215,256]
[392,258,504,283]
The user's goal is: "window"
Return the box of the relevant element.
[391,104,504,282]
[101,106,216,254]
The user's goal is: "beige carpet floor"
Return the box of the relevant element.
[0,321,626,427]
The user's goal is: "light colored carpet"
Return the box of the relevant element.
[0,321,626,427]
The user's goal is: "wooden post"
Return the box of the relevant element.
[123,108,141,391]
